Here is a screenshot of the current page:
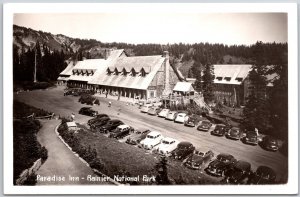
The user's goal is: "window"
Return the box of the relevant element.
[236,77,243,82]
[123,68,127,76]
[131,68,136,77]
[225,77,231,81]
[114,68,119,75]
[216,76,223,81]
[141,68,146,77]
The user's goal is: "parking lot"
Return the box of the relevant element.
[14,86,288,182]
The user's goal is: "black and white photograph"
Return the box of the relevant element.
[3,3,298,195]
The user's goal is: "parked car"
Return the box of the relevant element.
[126,129,151,145]
[261,136,279,151]
[158,108,170,118]
[223,160,251,184]
[141,104,153,113]
[243,131,259,145]
[79,107,98,117]
[109,124,133,139]
[148,107,161,116]
[140,131,164,150]
[100,119,124,133]
[184,115,200,127]
[90,117,111,130]
[211,124,227,137]
[205,153,237,177]
[172,141,195,160]
[184,150,214,170]
[197,120,212,132]
[155,137,179,156]
[226,127,242,140]
[90,117,110,131]
[174,113,187,124]
[165,111,178,121]
[87,114,109,126]
[247,166,276,184]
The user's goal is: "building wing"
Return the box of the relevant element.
[213,64,252,85]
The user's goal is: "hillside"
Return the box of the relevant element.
[13,25,287,80]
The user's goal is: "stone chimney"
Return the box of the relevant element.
[162,51,171,95]
[104,49,112,60]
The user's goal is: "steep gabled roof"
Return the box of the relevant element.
[173,82,195,92]
[89,55,165,89]
[213,64,252,85]
[59,61,75,76]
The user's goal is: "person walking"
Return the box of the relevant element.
[71,113,75,122]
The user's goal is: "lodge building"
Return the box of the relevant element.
[58,49,180,100]
[213,64,276,106]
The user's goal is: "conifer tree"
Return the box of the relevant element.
[154,156,170,185]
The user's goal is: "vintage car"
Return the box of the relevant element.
[140,131,164,150]
[174,113,187,124]
[184,115,200,127]
[79,107,98,117]
[172,141,195,160]
[261,136,279,151]
[99,119,124,133]
[224,160,251,184]
[90,117,111,130]
[147,107,161,116]
[87,114,109,126]
[226,127,242,140]
[158,108,170,118]
[126,129,151,145]
[184,150,215,170]
[205,153,237,177]
[165,111,178,121]
[197,120,213,132]
[109,124,133,139]
[141,104,153,113]
[211,124,227,137]
[243,131,259,145]
[155,137,179,156]
[247,166,277,184]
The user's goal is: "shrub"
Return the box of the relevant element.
[154,156,170,185]
[90,157,105,172]
[13,118,47,184]
[23,173,37,186]
[40,146,48,162]
[13,101,53,119]
[79,94,95,105]
[94,99,100,105]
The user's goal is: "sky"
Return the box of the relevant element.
[13,13,287,46]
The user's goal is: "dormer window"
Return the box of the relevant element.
[236,77,243,82]
[123,68,128,76]
[131,68,136,77]
[141,68,146,77]
[216,76,222,81]
[225,77,231,81]
[107,68,112,75]
[114,68,119,75]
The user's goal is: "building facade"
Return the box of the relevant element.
[58,49,180,100]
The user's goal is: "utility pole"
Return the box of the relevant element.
[33,48,37,83]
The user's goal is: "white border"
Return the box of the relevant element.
[3,3,298,195]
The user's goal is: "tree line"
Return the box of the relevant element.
[13,41,67,82]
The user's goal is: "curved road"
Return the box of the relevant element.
[36,119,111,185]
[15,86,288,182]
